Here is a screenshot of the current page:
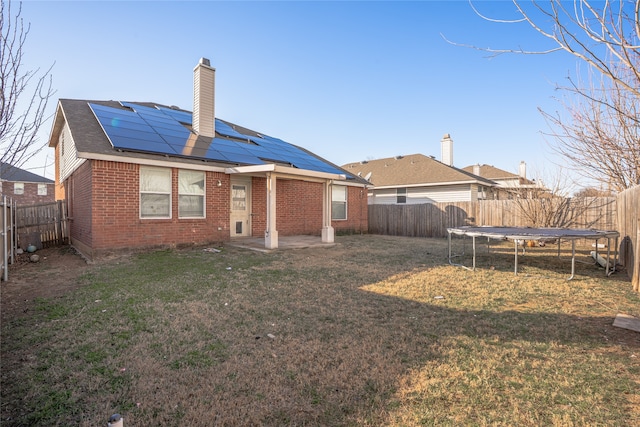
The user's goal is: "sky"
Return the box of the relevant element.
[16,0,584,184]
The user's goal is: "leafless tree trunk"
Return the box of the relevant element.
[508,168,614,228]
[450,1,640,192]
[0,0,54,172]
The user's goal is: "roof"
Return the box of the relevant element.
[342,154,495,188]
[461,164,536,185]
[0,162,54,183]
[49,99,366,184]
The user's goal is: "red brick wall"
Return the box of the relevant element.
[251,177,368,236]
[84,160,230,258]
[332,185,368,234]
[66,161,368,258]
[1,181,55,206]
[251,177,266,236]
[276,179,324,235]
[67,160,93,256]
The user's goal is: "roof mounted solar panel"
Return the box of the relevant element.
[90,102,348,174]
[215,120,251,140]
[157,106,192,124]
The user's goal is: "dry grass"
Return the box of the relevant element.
[1,235,639,426]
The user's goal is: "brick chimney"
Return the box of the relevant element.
[441,134,453,166]
[193,58,216,137]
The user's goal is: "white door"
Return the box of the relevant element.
[230,178,251,237]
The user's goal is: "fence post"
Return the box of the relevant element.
[633,218,639,292]
[2,195,8,282]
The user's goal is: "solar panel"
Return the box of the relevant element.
[158,107,192,124]
[90,102,348,175]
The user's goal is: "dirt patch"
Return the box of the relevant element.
[0,246,91,321]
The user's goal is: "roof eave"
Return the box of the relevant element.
[226,164,347,182]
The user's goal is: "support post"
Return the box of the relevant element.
[264,173,278,249]
[321,180,334,243]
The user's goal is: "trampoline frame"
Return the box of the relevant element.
[447,226,619,280]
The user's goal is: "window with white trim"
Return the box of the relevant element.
[178,170,205,218]
[396,188,407,204]
[331,185,347,220]
[14,182,24,195]
[140,167,171,218]
[38,184,48,196]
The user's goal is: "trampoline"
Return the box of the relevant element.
[447,226,619,280]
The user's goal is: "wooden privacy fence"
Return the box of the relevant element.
[368,198,617,238]
[15,200,69,249]
[616,186,640,291]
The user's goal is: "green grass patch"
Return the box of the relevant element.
[1,236,638,426]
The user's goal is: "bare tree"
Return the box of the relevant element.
[508,167,615,229]
[0,0,54,172]
[448,0,640,191]
[542,68,640,192]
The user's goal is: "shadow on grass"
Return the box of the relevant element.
[1,236,639,426]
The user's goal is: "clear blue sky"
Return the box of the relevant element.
[19,0,579,184]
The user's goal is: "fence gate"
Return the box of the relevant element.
[15,200,68,249]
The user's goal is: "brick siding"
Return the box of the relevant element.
[1,181,55,206]
[65,160,367,259]
[251,177,368,236]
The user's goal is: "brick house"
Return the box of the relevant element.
[0,162,55,205]
[47,58,368,260]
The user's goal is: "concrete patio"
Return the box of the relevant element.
[226,235,338,252]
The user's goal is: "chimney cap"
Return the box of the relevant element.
[200,58,211,66]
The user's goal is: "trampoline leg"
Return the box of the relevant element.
[472,235,476,271]
[568,240,576,280]
[612,237,618,275]
[514,239,518,275]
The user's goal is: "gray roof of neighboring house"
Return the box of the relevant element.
[49,99,367,184]
[461,164,536,185]
[0,162,54,183]
[342,154,495,187]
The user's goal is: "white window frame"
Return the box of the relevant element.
[14,182,24,195]
[396,188,407,204]
[331,185,347,220]
[178,169,205,218]
[37,183,48,196]
[140,166,172,219]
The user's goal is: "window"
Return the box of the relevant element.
[14,182,24,195]
[232,185,247,211]
[179,170,205,218]
[140,167,171,218]
[38,184,48,196]
[332,185,347,220]
[396,188,407,204]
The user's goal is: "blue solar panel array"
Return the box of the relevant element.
[88,102,346,175]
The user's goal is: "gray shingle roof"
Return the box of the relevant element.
[461,164,535,185]
[50,99,367,184]
[0,162,53,183]
[342,154,495,187]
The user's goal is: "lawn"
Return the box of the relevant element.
[1,235,639,426]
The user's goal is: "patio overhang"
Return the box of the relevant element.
[225,163,345,250]
[225,163,346,182]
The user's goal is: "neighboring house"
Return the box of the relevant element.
[0,162,55,205]
[461,162,540,198]
[342,152,498,205]
[47,58,368,260]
